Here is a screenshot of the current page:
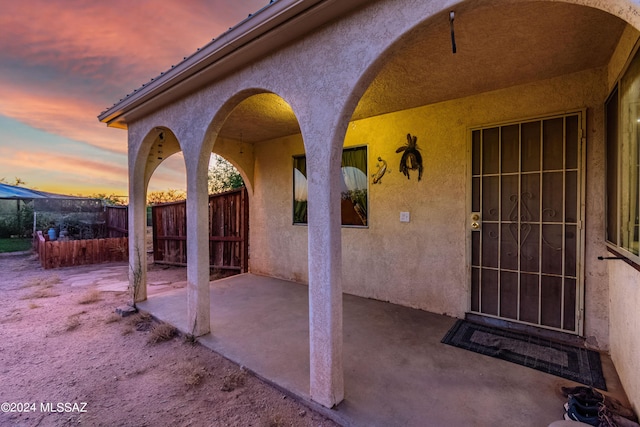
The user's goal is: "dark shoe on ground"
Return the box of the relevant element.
[562,386,603,400]
[562,385,638,423]
[566,395,603,412]
[564,400,600,426]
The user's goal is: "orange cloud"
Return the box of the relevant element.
[0,0,266,195]
[0,0,266,152]
[1,148,126,183]
[0,83,127,153]
[0,146,187,195]
[0,1,268,90]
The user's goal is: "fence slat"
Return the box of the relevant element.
[105,206,128,237]
[33,205,130,269]
[35,237,128,269]
[152,187,248,272]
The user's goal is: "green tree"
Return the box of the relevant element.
[86,193,128,206]
[147,189,187,205]
[208,154,243,194]
[0,177,29,237]
[0,177,26,186]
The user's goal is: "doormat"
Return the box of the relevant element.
[441,320,606,390]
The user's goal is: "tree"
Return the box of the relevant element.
[146,189,187,205]
[0,177,26,186]
[0,177,29,237]
[208,154,243,194]
[86,193,128,206]
[142,155,241,206]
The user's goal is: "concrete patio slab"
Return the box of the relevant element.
[52,263,188,294]
[63,264,128,289]
[138,273,630,427]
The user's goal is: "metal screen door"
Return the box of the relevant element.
[470,113,584,334]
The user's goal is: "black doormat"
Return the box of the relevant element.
[441,320,606,390]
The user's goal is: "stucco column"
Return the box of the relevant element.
[306,144,344,408]
[128,144,147,304]
[185,154,211,337]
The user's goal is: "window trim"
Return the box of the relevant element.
[292,145,369,228]
[605,46,640,268]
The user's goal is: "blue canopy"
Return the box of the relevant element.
[0,183,81,200]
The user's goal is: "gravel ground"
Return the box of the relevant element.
[0,253,338,427]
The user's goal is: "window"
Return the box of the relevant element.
[293,146,368,226]
[606,49,640,261]
[606,87,619,246]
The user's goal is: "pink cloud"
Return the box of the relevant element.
[0,145,188,195]
[0,0,267,149]
[0,83,127,153]
[0,1,268,88]
[1,148,127,180]
[0,146,185,194]
[0,147,127,194]
[0,0,266,194]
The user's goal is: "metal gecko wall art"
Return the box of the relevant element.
[371,157,388,184]
[396,133,423,181]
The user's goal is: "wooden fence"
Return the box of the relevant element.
[31,205,129,269]
[106,205,128,237]
[34,231,128,269]
[152,187,249,272]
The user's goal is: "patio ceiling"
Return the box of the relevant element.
[219,1,626,143]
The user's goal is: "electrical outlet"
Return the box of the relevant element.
[400,212,410,222]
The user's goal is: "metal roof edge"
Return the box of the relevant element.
[97,0,327,128]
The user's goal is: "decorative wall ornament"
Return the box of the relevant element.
[396,133,423,181]
[371,157,388,184]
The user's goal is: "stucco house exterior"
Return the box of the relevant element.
[99,0,640,412]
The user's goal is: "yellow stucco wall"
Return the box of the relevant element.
[251,134,309,283]
[248,66,611,345]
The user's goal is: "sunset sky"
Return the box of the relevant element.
[0,0,267,197]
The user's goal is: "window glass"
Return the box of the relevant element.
[608,54,640,256]
[293,156,307,224]
[293,146,368,226]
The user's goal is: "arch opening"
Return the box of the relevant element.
[141,127,188,294]
[206,91,306,281]
[337,1,629,334]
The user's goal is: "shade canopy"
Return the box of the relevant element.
[0,183,102,215]
[0,183,83,200]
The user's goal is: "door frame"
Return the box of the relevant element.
[465,109,587,336]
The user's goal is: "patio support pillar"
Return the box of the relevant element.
[128,140,147,303]
[185,150,211,337]
[306,141,344,408]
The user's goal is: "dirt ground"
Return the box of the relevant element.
[0,253,338,427]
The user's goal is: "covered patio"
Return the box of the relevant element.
[99,0,640,416]
[138,274,629,427]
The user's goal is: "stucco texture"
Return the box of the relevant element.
[609,262,640,413]
[247,67,611,340]
[605,22,640,415]
[250,134,309,283]
[117,0,640,409]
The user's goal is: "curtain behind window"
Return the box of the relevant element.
[292,146,368,226]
